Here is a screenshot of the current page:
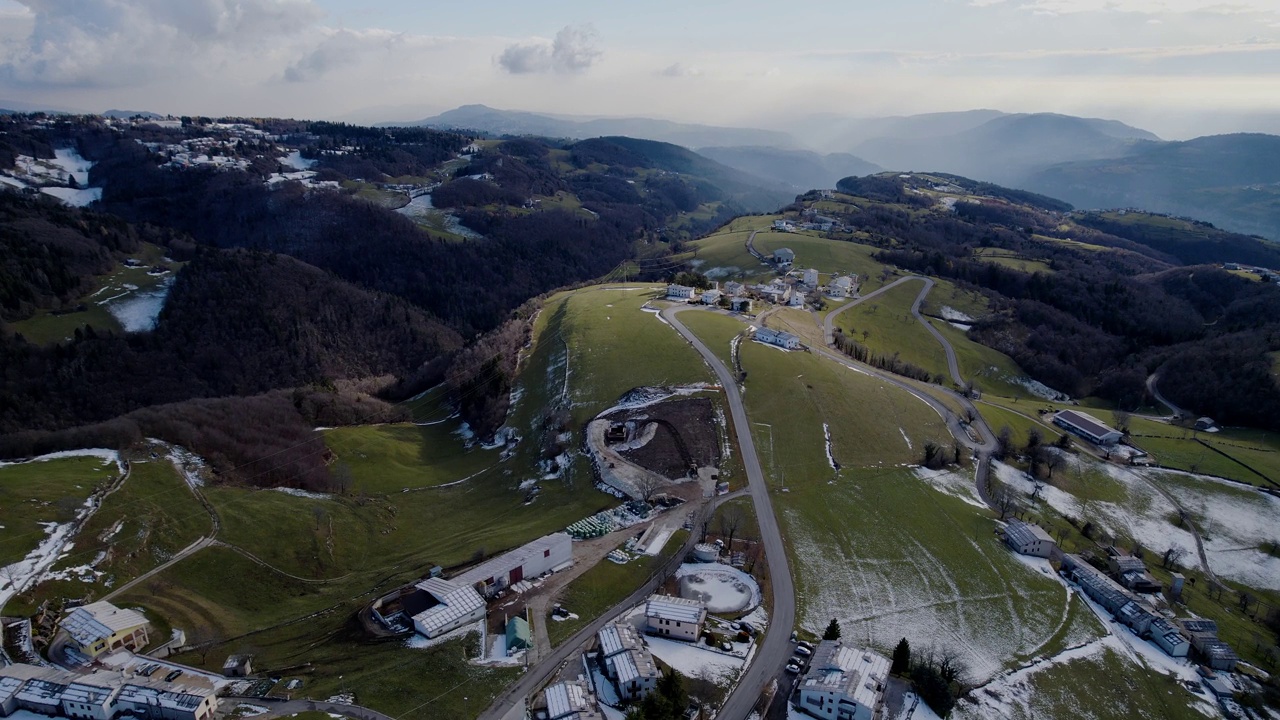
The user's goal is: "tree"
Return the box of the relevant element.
[1055,433,1072,450]
[1046,451,1066,481]
[994,482,1019,520]
[995,426,1014,460]
[923,441,943,469]
[636,474,664,504]
[823,618,842,641]
[891,638,911,675]
[1112,409,1132,435]
[911,664,956,718]
[717,504,745,551]
[627,668,688,720]
[1162,545,1187,569]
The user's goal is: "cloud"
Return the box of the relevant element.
[1,0,322,86]
[657,62,702,77]
[973,0,1279,15]
[284,28,411,82]
[497,24,601,75]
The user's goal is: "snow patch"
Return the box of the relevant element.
[823,424,837,470]
[105,275,174,332]
[644,634,747,680]
[675,563,761,613]
[274,487,332,500]
[898,427,913,450]
[914,466,986,509]
[939,306,974,323]
[642,526,675,556]
[40,186,102,207]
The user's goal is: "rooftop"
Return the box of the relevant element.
[1055,410,1119,439]
[598,622,645,660]
[411,577,486,635]
[803,642,889,711]
[1004,520,1054,546]
[544,679,601,720]
[453,533,571,587]
[645,594,705,624]
[61,601,149,647]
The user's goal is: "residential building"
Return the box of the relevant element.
[1003,520,1055,558]
[1150,618,1190,657]
[1053,410,1123,445]
[828,276,855,299]
[0,663,217,720]
[754,327,802,350]
[410,578,486,638]
[723,281,745,297]
[701,289,723,305]
[772,220,795,232]
[730,298,752,313]
[454,533,573,597]
[59,601,150,660]
[789,291,806,307]
[795,642,889,720]
[803,268,819,287]
[774,248,795,267]
[597,623,659,701]
[756,282,788,303]
[644,595,706,642]
[666,284,696,301]
[542,679,603,720]
[1195,417,1216,431]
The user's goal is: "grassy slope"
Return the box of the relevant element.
[0,455,115,567]
[10,458,210,616]
[928,320,1035,399]
[677,310,746,371]
[832,280,952,383]
[323,422,502,494]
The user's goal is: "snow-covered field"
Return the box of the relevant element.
[784,470,1076,683]
[644,634,746,681]
[39,186,102,207]
[105,275,173,331]
[914,466,986,509]
[1156,470,1280,591]
[675,563,761,613]
[992,459,1201,571]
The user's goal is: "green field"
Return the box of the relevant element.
[973,247,1055,275]
[677,310,747,370]
[916,278,992,321]
[7,242,182,345]
[548,530,688,646]
[9,457,211,616]
[928,320,1035,399]
[688,231,770,281]
[323,422,502,494]
[751,234,893,292]
[976,403,1061,450]
[0,453,117,568]
[832,279,952,384]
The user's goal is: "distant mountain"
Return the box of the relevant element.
[391,104,796,150]
[696,146,882,191]
[853,113,1159,186]
[1027,133,1280,241]
[786,109,1008,153]
[571,136,795,212]
[0,99,84,115]
[103,109,164,120]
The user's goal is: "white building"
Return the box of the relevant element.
[1053,410,1122,445]
[723,281,745,297]
[730,297,752,313]
[828,276,855,299]
[789,291,806,308]
[597,623,659,701]
[410,578,487,638]
[754,327,802,350]
[454,532,573,597]
[796,642,889,720]
[773,220,795,232]
[757,283,788,304]
[666,284,696,301]
[644,594,705,642]
[1003,520,1055,558]
[0,663,217,720]
[542,679,603,720]
[701,289,723,305]
[803,268,819,287]
[59,601,151,660]
[774,248,795,267]
[1150,618,1190,658]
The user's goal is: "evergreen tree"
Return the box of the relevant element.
[891,637,911,675]
[823,618,841,641]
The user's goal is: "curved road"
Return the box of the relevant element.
[1145,372,1186,418]
[663,305,795,720]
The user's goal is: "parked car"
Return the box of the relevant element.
[791,655,809,667]
[794,645,812,657]
[797,640,815,651]
[739,621,755,635]
[784,662,801,674]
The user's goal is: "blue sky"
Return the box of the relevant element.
[0,0,1277,139]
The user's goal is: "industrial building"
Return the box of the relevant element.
[454,533,574,598]
[410,577,487,638]
[795,642,889,720]
[1053,410,1123,445]
[540,679,603,720]
[0,663,217,720]
[1150,618,1190,657]
[644,595,706,642]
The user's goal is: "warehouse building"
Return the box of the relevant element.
[1053,410,1123,446]
[410,578,486,639]
[454,533,573,599]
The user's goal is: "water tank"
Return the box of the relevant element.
[693,543,719,563]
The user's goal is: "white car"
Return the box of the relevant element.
[794,645,813,657]
[784,662,801,674]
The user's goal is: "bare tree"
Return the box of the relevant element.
[993,483,1019,520]
[1046,451,1066,482]
[329,462,354,494]
[635,474,664,504]
[995,426,1014,461]
[1239,591,1257,614]
[718,504,746,550]
[1112,410,1132,435]
[1162,545,1187,569]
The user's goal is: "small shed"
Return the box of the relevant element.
[505,616,531,652]
[1195,417,1216,431]
[222,654,253,678]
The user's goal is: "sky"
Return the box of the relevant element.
[0,0,1278,140]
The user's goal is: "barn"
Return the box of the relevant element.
[453,533,573,598]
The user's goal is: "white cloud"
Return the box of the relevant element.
[2,0,322,86]
[975,0,1278,15]
[657,62,701,77]
[497,24,602,75]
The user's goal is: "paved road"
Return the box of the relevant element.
[907,279,963,387]
[744,230,764,261]
[822,276,920,345]
[1145,372,1185,418]
[664,305,795,720]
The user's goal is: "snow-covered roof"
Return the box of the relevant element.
[16,678,68,706]
[597,623,643,660]
[411,578,486,636]
[645,594,705,624]
[453,533,571,587]
[803,642,889,711]
[62,680,117,706]
[61,601,149,647]
[543,679,600,720]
